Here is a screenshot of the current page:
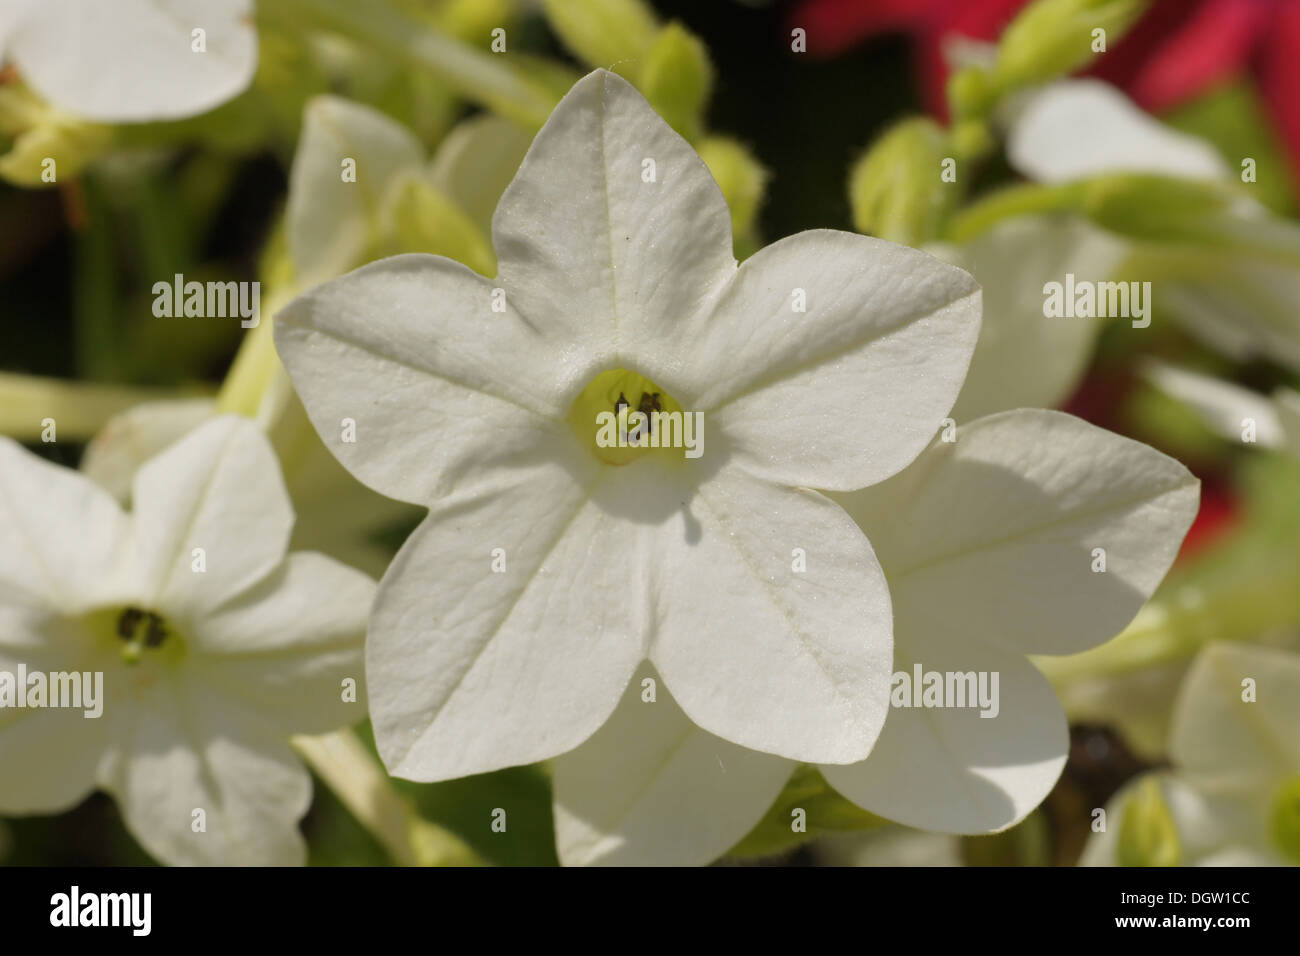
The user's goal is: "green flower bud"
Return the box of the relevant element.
[947,66,999,122]
[849,117,956,246]
[639,21,713,142]
[1080,173,1235,242]
[541,0,659,72]
[1117,776,1182,867]
[727,766,886,860]
[430,0,517,45]
[697,135,767,241]
[379,173,496,277]
[0,85,112,187]
[996,0,1149,91]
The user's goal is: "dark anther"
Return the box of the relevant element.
[117,607,145,638]
[615,392,629,414]
[117,606,168,649]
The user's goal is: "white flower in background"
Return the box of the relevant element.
[276,69,982,781]
[817,826,964,867]
[554,409,1198,865]
[1006,78,1300,373]
[1083,642,1300,866]
[1143,361,1300,462]
[0,416,373,865]
[0,0,257,122]
[930,215,1127,422]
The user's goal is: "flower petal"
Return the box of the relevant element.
[492,69,735,367]
[367,450,646,781]
[684,230,981,491]
[130,416,293,618]
[80,398,217,504]
[554,663,793,866]
[0,606,115,813]
[0,437,130,611]
[287,96,425,289]
[835,409,1199,657]
[650,462,893,763]
[193,552,372,736]
[1007,79,1230,183]
[821,631,1067,834]
[98,680,311,866]
[275,254,575,505]
[940,216,1128,422]
[1170,642,1300,780]
[428,114,535,237]
[7,0,257,122]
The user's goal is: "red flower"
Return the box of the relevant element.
[791,0,1300,189]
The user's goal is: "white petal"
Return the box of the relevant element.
[835,409,1199,656]
[686,230,981,491]
[7,0,257,122]
[492,69,735,366]
[1144,361,1286,448]
[1007,80,1229,183]
[367,450,646,781]
[0,436,131,611]
[275,254,577,505]
[554,664,793,866]
[940,216,1128,421]
[1170,642,1300,780]
[192,552,372,736]
[99,680,311,866]
[428,114,535,236]
[0,607,115,813]
[80,398,217,504]
[822,630,1067,833]
[287,96,424,289]
[130,416,293,618]
[650,463,893,763]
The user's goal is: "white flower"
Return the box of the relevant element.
[0,0,257,122]
[554,409,1198,865]
[0,416,373,865]
[275,69,982,780]
[930,215,1127,422]
[1082,642,1300,867]
[1005,78,1300,373]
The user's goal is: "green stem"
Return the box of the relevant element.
[0,373,214,442]
[292,729,484,867]
[1036,563,1300,686]
[272,0,558,130]
[944,181,1088,242]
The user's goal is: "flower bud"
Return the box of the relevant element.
[639,21,713,142]
[996,0,1149,91]
[1117,776,1182,867]
[697,135,767,240]
[849,117,955,246]
[540,0,658,71]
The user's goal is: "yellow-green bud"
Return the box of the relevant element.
[0,85,112,188]
[697,136,767,240]
[1080,173,1234,241]
[639,21,713,142]
[1117,776,1183,867]
[848,117,956,246]
[379,174,496,277]
[1271,776,1300,863]
[541,0,659,72]
[996,0,1149,91]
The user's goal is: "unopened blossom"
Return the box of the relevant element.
[1083,642,1300,866]
[0,0,257,122]
[0,416,372,865]
[276,68,982,781]
[554,409,1198,865]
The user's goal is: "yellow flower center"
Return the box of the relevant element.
[567,368,699,466]
[82,606,185,667]
[1271,775,1300,863]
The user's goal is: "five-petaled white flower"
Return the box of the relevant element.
[276,69,983,781]
[1083,642,1300,867]
[554,409,1198,865]
[0,416,372,865]
[0,0,257,122]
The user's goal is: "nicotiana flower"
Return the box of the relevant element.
[276,68,983,780]
[0,416,373,865]
[1082,642,1300,866]
[929,214,1127,422]
[0,0,257,122]
[1006,78,1300,373]
[553,409,1198,865]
